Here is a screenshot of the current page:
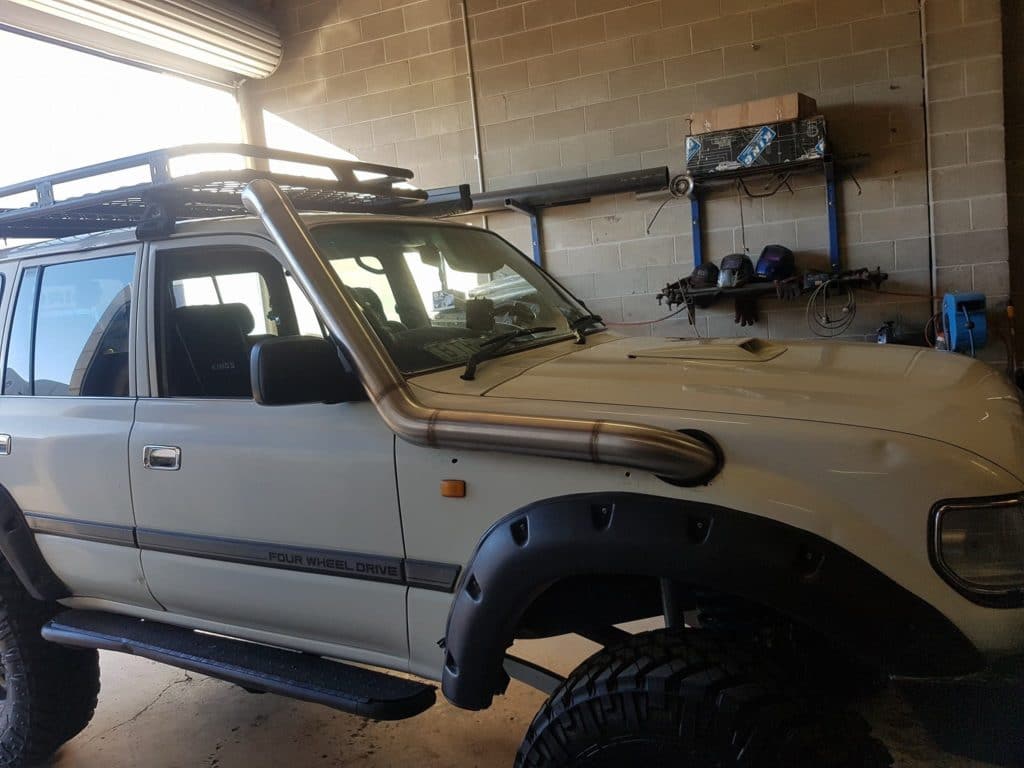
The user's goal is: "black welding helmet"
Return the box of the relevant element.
[717,253,754,289]
[689,262,720,308]
[756,244,795,280]
[690,262,719,289]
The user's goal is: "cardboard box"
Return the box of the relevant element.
[690,93,818,134]
[685,116,827,177]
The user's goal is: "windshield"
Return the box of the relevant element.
[310,222,600,375]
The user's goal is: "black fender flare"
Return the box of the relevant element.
[441,492,981,711]
[0,485,68,601]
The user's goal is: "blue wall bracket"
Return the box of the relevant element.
[691,194,704,267]
[504,198,543,265]
[689,155,842,272]
[824,156,840,272]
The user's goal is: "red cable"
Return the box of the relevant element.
[602,305,691,326]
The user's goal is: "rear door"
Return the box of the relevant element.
[0,246,158,608]
[128,234,408,668]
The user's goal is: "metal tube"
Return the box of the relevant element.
[241,179,720,485]
[660,578,683,629]
[459,0,485,194]
[470,167,670,213]
[921,0,939,316]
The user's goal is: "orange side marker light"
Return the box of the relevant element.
[441,479,466,498]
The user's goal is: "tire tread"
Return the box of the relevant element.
[515,629,892,768]
[0,560,99,767]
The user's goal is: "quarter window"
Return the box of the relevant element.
[3,255,134,397]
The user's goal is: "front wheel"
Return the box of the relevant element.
[515,629,892,768]
[0,562,100,767]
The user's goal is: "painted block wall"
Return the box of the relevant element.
[1003,0,1023,358]
[246,0,1009,345]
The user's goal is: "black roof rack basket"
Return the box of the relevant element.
[0,143,471,240]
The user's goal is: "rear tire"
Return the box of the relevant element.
[515,629,892,768]
[0,561,99,767]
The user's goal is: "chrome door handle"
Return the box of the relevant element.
[143,445,181,471]
[0,435,10,456]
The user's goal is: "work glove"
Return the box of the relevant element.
[775,277,801,301]
[734,296,759,327]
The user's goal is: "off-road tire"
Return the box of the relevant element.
[0,561,99,767]
[515,629,892,768]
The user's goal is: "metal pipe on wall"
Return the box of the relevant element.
[920,0,940,315]
[459,0,486,195]
[241,179,720,486]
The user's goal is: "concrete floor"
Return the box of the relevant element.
[44,635,1007,768]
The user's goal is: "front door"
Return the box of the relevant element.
[128,235,408,668]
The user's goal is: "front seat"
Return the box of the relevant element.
[173,303,255,397]
[349,287,406,332]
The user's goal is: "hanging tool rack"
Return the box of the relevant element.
[687,155,844,272]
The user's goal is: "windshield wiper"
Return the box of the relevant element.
[569,314,604,344]
[461,326,557,381]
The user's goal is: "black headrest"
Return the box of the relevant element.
[349,287,386,319]
[175,302,255,336]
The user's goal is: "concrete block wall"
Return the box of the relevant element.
[245,0,1009,343]
[923,0,1010,351]
[1004,0,1023,357]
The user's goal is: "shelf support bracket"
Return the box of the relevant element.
[505,198,543,266]
[825,156,840,273]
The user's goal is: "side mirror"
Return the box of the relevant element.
[250,336,365,406]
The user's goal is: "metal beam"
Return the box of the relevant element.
[469,167,670,214]
[503,655,564,695]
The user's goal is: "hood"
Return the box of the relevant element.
[483,336,1024,480]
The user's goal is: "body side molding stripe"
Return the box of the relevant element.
[136,528,406,585]
[23,513,460,591]
[25,512,137,547]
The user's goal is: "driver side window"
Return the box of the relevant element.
[155,246,305,399]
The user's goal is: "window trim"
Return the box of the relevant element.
[1,267,33,396]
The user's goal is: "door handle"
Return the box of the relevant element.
[143,445,181,471]
[0,435,10,456]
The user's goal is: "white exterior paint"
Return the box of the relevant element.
[1,213,1022,688]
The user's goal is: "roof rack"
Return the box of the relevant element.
[0,143,470,240]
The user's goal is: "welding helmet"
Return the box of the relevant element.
[717,254,754,289]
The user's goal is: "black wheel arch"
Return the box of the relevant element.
[441,492,982,711]
[0,484,69,601]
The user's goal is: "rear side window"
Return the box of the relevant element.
[3,254,134,397]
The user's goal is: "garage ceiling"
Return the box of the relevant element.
[0,0,281,85]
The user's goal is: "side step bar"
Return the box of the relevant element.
[42,610,435,721]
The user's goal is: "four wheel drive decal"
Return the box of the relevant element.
[138,529,407,584]
[23,514,460,592]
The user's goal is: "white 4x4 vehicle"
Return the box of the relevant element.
[0,146,1020,767]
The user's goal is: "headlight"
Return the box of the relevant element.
[931,494,1024,607]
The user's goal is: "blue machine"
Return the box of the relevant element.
[942,292,988,356]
